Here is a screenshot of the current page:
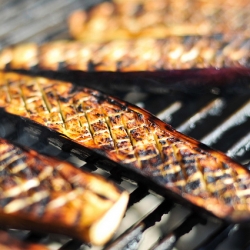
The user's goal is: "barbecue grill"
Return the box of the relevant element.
[1,1,250,250]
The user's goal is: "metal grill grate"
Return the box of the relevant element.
[1,1,250,250]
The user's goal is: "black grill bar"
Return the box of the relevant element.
[0,0,103,48]
[176,98,225,134]
[156,102,182,123]
[104,200,174,250]
[150,214,206,250]
[59,239,86,250]
[244,237,250,250]
[201,100,250,146]
[227,131,250,159]
[194,223,234,250]
[80,155,101,172]
[127,186,149,209]
[24,232,48,243]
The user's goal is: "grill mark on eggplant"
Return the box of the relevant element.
[0,136,129,245]
[0,34,250,73]
[1,72,250,222]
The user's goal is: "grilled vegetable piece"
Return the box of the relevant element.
[1,72,250,222]
[0,34,250,72]
[0,137,129,246]
[68,0,250,42]
[0,231,49,250]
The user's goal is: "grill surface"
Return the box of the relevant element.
[1,1,250,250]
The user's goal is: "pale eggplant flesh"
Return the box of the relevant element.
[0,71,250,223]
[0,136,129,246]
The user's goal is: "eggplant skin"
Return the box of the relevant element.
[0,231,49,250]
[0,71,250,223]
[0,136,129,246]
[0,34,250,73]
[68,0,250,41]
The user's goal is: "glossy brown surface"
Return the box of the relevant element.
[0,136,128,246]
[68,0,250,42]
[0,72,250,222]
[0,34,249,72]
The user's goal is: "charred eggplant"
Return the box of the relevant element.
[0,136,128,246]
[0,72,249,222]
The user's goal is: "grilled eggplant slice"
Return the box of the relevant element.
[0,72,250,222]
[1,37,250,94]
[68,0,250,42]
[0,35,250,72]
[0,231,49,250]
[0,137,129,246]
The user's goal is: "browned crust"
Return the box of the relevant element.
[0,34,249,72]
[0,136,129,246]
[0,231,49,250]
[0,71,250,222]
[68,0,250,42]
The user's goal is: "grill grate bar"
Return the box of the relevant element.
[201,100,250,146]
[24,232,48,243]
[244,240,250,250]
[104,199,174,250]
[0,0,103,48]
[176,98,225,134]
[227,131,250,159]
[156,102,182,123]
[194,223,234,250]
[177,98,225,133]
[127,186,149,209]
[150,213,206,250]
[0,0,66,36]
[59,239,86,250]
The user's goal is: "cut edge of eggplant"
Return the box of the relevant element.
[0,137,130,246]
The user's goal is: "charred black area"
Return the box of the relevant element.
[58,96,71,103]
[87,61,96,72]
[185,179,201,193]
[0,168,8,178]
[0,175,18,189]
[31,196,51,218]
[104,98,128,112]
[69,84,80,95]
[185,165,197,176]
[18,166,35,180]
[162,173,177,183]
[0,150,16,166]
[206,175,216,183]
[0,197,13,208]
[7,156,27,170]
